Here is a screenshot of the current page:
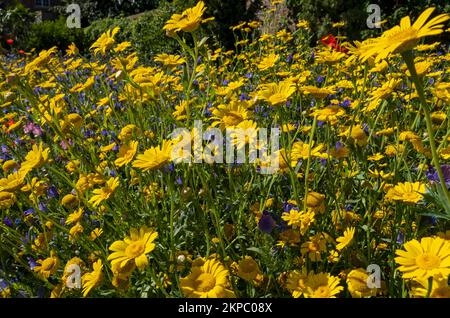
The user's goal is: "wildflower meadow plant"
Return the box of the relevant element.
[0,1,449,299]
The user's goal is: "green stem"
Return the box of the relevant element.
[303,116,318,212]
[402,50,450,203]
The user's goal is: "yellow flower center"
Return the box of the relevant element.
[195,273,216,292]
[125,241,145,259]
[314,285,330,297]
[41,258,55,271]
[416,253,440,270]
[308,242,319,252]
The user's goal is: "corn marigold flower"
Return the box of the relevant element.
[395,237,450,280]
[90,27,120,55]
[115,141,138,167]
[180,258,235,298]
[19,143,50,174]
[410,273,450,298]
[82,259,103,297]
[336,227,355,251]
[163,1,209,35]
[257,53,279,71]
[0,191,16,209]
[132,140,173,171]
[286,270,307,298]
[358,8,450,62]
[257,80,296,106]
[235,256,263,282]
[385,181,426,204]
[34,252,59,278]
[301,272,343,298]
[89,177,120,207]
[346,268,379,298]
[108,226,158,271]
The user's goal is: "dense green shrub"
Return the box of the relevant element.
[0,3,35,49]
[26,17,86,52]
[286,0,450,42]
[130,4,180,64]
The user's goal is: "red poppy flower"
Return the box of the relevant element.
[320,34,348,53]
[18,50,25,54]
[7,119,15,127]
[6,39,14,45]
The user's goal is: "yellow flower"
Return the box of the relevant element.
[90,27,120,55]
[433,82,450,104]
[163,1,208,34]
[154,53,186,68]
[0,191,16,209]
[310,106,345,124]
[346,268,379,298]
[291,141,326,161]
[2,160,18,173]
[301,86,335,99]
[236,256,262,282]
[258,80,296,106]
[258,53,279,71]
[82,259,103,297]
[281,209,315,235]
[66,43,79,56]
[0,170,26,192]
[385,181,426,204]
[315,48,346,65]
[180,258,235,298]
[89,177,120,207]
[211,100,251,129]
[34,252,59,278]
[359,7,450,62]
[132,140,173,171]
[89,228,103,241]
[108,226,158,270]
[286,269,307,298]
[305,191,326,213]
[296,19,309,30]
[115,141,138,167]
[301,272,343,298]
[336,227,355,251]
[65,208,84,225]
[19,143,50,173]
[301,233,328,262]
[395,237,450,279]
[410,274,450,298]
[61,193,79,208]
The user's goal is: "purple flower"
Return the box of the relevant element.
[258,211,276,233]
[3,216,13,227]
[396,231,405,245]
[24,208,35,216]
[426,164,450,186]
[341,99,351,107]
[316,75,324,83]
[48,186,59,198]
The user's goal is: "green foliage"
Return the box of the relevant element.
[53,0,161,26]
[0,3,35,48]
[27,17,86,52]
[287,0,450,42]
[130,3,181,64]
